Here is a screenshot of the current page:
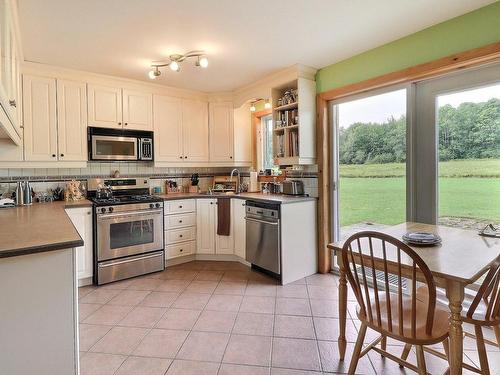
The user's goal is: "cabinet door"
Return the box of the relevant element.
[216,199,234,255]
[65,207,93,280]
[233,199,246,259]
[182,99,209,162]
[87,84,122,128]
[153,95,183,162]
[233,103,252,163]
[122,89,152,130]
[57,79,87,161]
[23,75,58,161]
[196,199,216,254]
[209,102,234,162]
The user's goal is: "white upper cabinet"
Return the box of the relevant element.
[233,103,252,165]
[182,99,209,162]
[87,84,122,129]
[0,0,22,142]
[23,75,58,161]
[122,89,152,131]
[153,95,183,162]
[57,79,87,161]
[209,102,234,162]
[88,85,153,131]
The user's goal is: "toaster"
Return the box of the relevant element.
[281,180,305,195]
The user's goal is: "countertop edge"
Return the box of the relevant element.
[158,193,317,204]
[0,239,84,259]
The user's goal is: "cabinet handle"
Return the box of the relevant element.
[60,153,64,157]
[9,99,16,107]
[210,202,213,205]
[179,220,183,223]
[180,249,183,252]
[52,154,56,158]
[179,234,183,238]
[242,203,245,206]
[179,205,183,208]
[118,122,122,125]
[230,156,233,159]
[124,123,128,126]
[179,156,183,159]
[184,156,188,159]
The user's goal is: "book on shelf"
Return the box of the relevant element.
[288,130,299,157]
[276,109,298,128]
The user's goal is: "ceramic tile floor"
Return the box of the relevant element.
[78,261,499,375]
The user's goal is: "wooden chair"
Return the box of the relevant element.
[408,258,500,374]
[341,231,450,375]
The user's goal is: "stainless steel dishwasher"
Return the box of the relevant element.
[245,200,281,275]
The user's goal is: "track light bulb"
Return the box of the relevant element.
[148,69,160,80]
[264,100,271,109]
[199,56,208,68]
[170,61,180,72]
[250,104,256,112]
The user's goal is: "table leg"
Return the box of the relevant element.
[338,257,348,360]
[446,281,465,375]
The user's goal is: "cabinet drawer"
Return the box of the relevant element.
[165,227,196,245]
[165,212,196,229]
[164,200,196,215]
[166,241,195,259]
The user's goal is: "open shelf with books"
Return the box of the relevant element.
[271,77,316,166]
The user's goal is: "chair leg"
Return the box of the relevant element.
[381,335,387,351]
[348,322,367,375]
[415,345,427,375]
[474,325,490,375]
[399,343,412,367]
[494,326,500,348]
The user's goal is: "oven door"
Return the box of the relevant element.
[91,135,138,161]
[96,208,164,261]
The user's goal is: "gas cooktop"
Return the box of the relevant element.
[90,194,163,206]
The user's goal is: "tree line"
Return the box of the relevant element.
[339,98,499,164]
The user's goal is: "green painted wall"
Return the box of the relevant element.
[316,2,500,93]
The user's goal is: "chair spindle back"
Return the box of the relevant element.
[342,231,437,339]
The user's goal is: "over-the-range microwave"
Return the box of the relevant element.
[88,126,154,162]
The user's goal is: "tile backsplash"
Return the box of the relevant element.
[0,162,318,199]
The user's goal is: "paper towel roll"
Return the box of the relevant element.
[249,171,259,192]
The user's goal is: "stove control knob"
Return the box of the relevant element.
[100,207,106,214]
[150,203,155,209]
[155,203,160,208]
[108,207,114,213]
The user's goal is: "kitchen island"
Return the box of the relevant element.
[0,200,91,375]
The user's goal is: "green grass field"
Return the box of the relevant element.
[339,159,500,227]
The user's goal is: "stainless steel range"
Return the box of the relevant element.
[87,178,164,285]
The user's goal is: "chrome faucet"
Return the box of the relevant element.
[230,168,241,193]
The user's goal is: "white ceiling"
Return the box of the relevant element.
[17,0,494,93]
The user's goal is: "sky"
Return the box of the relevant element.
[338,84,500,129]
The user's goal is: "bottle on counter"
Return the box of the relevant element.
[14,181,24,206]
[23,181,33,205]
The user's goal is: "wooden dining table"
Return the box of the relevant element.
[328,222,500,375]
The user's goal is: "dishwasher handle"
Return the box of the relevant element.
[245,217,279,226]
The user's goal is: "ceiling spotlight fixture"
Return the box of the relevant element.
[264,100,271,109]
[148,66,160,80]
[250,103,256,112]
[148,50,208,79]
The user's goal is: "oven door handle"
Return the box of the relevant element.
[98,252,163,268]
[97,209,163,220]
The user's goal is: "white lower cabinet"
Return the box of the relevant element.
[65,207,93,282]
[165,199,197,260]
[216,199,234,255]
[196,199,216,254]
[233,199,246,259]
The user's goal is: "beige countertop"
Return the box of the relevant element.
[157,192,317,204]
[0,199,92,259]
